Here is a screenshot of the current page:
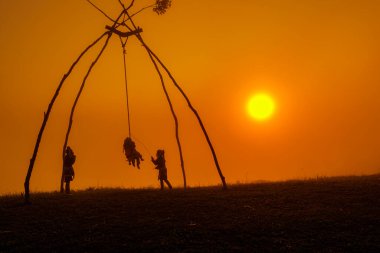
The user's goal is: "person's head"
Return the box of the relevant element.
[156,149,164,158]
[124,137,135,147]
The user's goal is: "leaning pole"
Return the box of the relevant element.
[24,8,126,202]
[23,31,109,203]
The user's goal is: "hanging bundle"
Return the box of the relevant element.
[123,137,144,169]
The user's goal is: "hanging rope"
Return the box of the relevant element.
[119,15,145,169]
[131,134,153,157]
[120,36,131,137]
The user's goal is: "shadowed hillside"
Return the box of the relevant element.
[1,175,379,252]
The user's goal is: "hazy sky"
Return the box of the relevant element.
[1,0,380,194]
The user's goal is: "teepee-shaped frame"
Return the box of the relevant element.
[24,0,227,203]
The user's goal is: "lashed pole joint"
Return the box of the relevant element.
[105,26,143,37]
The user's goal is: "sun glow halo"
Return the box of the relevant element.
[247,93,276,121]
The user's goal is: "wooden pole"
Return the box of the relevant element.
[60,32,113,192]
[23,31,109,203]
[143,43,227,190]
[146,50,187,189]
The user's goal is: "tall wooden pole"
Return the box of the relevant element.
[146,50,187,189]
[24,31,109,203]
[60,32,113,192]
[143,42,227,190]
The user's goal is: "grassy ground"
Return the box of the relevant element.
[1,175,379,252]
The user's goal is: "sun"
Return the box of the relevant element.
[247,93,276,121]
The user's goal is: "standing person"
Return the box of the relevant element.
[63,146,76,194]
[151,149,172,190]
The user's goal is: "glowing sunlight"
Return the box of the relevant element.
[246,93,276,121]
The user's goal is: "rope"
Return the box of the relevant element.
[131,134,154,157]
[120,36,131,137]
[118,14,153,160]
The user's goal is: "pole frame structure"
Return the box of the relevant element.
[24,1,227,203]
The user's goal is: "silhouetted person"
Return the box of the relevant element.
[123,137,144,169]
[63,146,76,194]
[151,149,172,190]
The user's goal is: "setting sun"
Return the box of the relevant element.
[247,93,276,121]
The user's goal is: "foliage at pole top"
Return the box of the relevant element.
[153,0,172,15]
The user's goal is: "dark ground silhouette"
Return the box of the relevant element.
[1,174,379,252]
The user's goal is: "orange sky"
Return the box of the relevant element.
[1,0,380,194]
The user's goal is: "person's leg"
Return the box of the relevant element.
[65,181,70,194]
[160,180,164,190]
[137,159,140,169]
[164,179,172,189]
